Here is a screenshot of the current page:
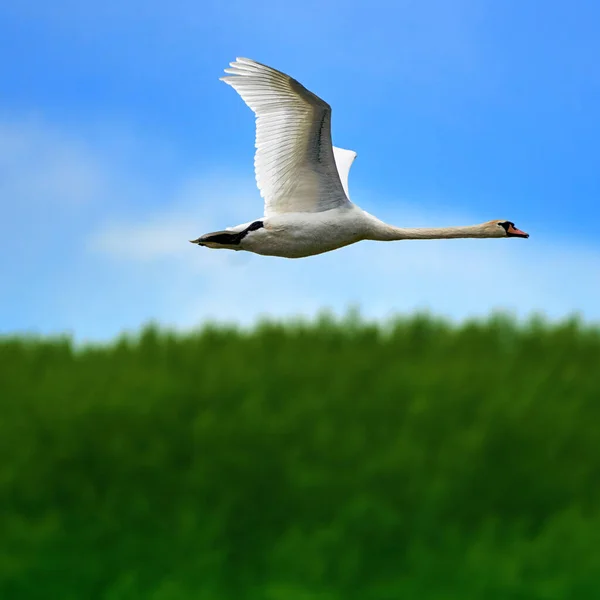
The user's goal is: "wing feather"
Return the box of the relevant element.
[220,57,351,216]
[332,146,357,199]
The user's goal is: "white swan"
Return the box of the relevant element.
[191,57,529,259]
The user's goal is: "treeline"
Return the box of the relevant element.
[1,313,600,599]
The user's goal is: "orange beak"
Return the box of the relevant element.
[507,224,529,238]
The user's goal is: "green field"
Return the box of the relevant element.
[2,312,600,599]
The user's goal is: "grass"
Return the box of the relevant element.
[1,312,600,598]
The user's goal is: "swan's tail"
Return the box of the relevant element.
[190,220,264,249]
[190,230,244,248]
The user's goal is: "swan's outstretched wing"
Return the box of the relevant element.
[332,146,357,199]
[221,57,351,217]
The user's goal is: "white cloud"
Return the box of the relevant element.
[0,115,172,337]
[0,118,108,209]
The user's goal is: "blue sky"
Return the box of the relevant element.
[2,0,599,340]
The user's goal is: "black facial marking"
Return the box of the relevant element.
[498,220,527,238]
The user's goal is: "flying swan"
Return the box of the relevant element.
[191,57,529,259]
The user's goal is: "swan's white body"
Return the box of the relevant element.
[225,207,366,259]
[192,58,529,258]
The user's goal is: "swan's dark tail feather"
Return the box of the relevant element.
[190,220,264,248]
[190,230,243,246]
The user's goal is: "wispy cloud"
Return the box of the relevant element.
[0,118,109,210]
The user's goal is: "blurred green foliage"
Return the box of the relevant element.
[1,312,600,599]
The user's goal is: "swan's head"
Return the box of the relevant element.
[487,220,529,239]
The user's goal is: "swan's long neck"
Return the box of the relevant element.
[365,216,490,241]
